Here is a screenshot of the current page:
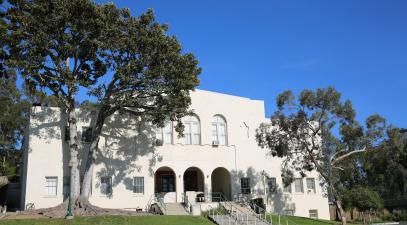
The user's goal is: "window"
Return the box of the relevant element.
[294,178,304,193]
[133,177,144,194]
[309,209,318,219]
[241,177,251,194]
[212,115,227,145]
[267,177,277,193]
[45,176,58,196]
[306,178,316,193]
[100,176,112,196]
[82,127,92,143]
[156,121,173,145]
[64,126,70,141]
[283,183,292,193]
[182,115,200,145]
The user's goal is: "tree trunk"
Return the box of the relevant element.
[68,108,80,200]
[335,198,347,225]
[80,109,105,199]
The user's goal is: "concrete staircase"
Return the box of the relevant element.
[163,203,189,215]
[209,201,270,225]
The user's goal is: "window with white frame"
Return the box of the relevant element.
[306,178,316,193]
[182,115,200,145]
[100,176,112,196]
[155,121,173,144]
[294,178,304,193]
[241,177,251,194]
[283,182,292,193]
[267,177,277,193]
[309,209,318,218]
[133,177,144,194]
[212,115,227,145]
[45,176,58,196]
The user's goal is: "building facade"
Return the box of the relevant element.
[21,89,330,219]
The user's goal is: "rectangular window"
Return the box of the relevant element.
[294,178,304,193]
[212,123,218,143]
[64,126,70,141]
[283,183,292,193]
[241,177,251,194]
[184,123,192,145]
[45,176,58,196]
[309,209,318,218]
[156,122,173,145]
[100,176,112,196]
[163,122,173,144]
[133,177,144,194]
[267,177,277,193]
[306,178,316,193]
[219,123,227,145]
[82,127,92,143]
[192,122,200,145]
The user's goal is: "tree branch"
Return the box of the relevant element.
[331,148,366,165]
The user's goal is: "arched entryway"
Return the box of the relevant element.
[183,167,205,192]
[211,167,231,200]
[154,166,176,203]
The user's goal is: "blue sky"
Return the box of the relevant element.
[96,0,407,127]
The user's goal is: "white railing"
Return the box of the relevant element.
[182,192,193,214]
[206,192,272,225]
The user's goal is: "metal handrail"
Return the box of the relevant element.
[154,193,167,214]
[205,191,272,225]
[182,192,193,214]
[145,194,155,212]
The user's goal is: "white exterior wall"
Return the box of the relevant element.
[22,89,330,219]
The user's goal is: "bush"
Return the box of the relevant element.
[382,209,407,222]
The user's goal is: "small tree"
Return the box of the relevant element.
[342,186,382,224]
[256,87,385,225]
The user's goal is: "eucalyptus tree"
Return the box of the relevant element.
[80,9,201,201]
[6,0,200,213]
[256,87,386,225]
[7,0,114,201]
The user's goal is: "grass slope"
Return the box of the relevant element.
[0,215,362,225]
[268,215,359,225]
[0,215,215,225]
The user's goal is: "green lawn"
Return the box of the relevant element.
[267,215,360,225]
[0,215,215,225]
[0,215,363,225]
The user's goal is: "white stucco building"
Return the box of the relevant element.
[21,89,329,219]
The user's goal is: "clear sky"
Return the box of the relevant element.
[96,0,407,127]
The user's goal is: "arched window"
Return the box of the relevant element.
[212,115,227,145]
[182,115,201,145]
[156,121,173,144]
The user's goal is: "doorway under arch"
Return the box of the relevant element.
[154,166,176,194]
[183,167,205,192]
[211,167,231,200]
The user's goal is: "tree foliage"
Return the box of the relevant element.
[342,186,383,212]
[256,87,389,224]
[5,0,201,210]
[0,74,29,178]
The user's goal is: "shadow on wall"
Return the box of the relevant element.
[93,113,162,192]
[230,166,294,214]
[29,107,162,196]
